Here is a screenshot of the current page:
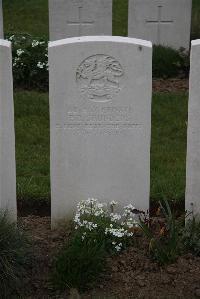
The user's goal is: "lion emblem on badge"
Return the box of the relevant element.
[76,54,124,102]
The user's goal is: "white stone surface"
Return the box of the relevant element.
[128,0,192,50]
[0,0,3,38]
[0,40,16,221]
[186,40,200,217]
[49,36,152,224]
[49,0,112,41]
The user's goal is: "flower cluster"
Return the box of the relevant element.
[6,34,48,90]
[74,198,140,253]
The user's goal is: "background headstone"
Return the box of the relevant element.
[128,0,192,50]
[186,39,200,217]
[49,0,112,41]
[0,0,3,38]
[49,36,152,224]
[0,40,16,220]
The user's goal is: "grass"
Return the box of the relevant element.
[15,91,50,202]
[14,91,187,203]
[3,0,200,38]
[3,0,49,37]
[0,211,30,296]
[151,93,188,202]
[192,0,200,39]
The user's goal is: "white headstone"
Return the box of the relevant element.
[186,40,200,217]
[49,0,112,41]
[0,40,16,221]
[128,0,192,50]
[49,36,152,224]
[0,0,3,38]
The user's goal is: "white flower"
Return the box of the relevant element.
[105,227,126,238]
[14,57,20,62]
[37,61,46,69]
[17,49,24,56]
[78,220,98,231]
[115,243,122,252]
[126,221,134,228]
[110,213,121,222]
[123,204,137,217]
[8,35,15,41]
[32,40,40,47]
[76,198,105,217]
[124,204,135,210]
[127,232,134,237]
[74,212,81,224]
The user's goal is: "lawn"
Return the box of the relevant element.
[15,91,50,203]
[14,91,188,203]
[151,93,187,202]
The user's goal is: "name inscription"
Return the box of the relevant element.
[55,105,142,135]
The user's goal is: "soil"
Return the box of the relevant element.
[153,78,188,93]
[19,215,200,299]
[18,216,71,299]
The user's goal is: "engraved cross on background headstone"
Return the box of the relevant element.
[146,5,173,44]
[67,0,94,36]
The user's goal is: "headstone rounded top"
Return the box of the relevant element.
[191,39,200,47]
[0,39,11,48]
[49,36,152,48]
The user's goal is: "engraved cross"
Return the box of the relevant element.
[67,3,94,36]
[146,5,173,44]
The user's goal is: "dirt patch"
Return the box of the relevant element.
[19,216,200,299]
[85,248,200,299]
[18,200,51,217]
[19,216,70,298]
[153,78,189,93]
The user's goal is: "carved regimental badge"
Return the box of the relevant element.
[76,54,124,102]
